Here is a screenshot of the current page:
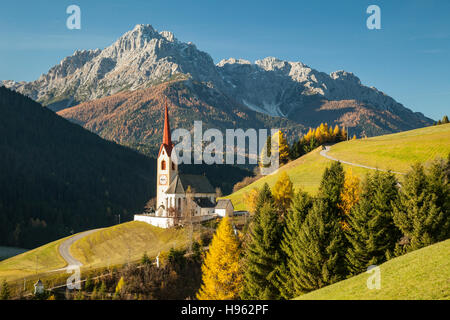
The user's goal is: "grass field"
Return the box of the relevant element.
[226,124,450,211]
[296,239,450,300]
[0,222,205,296]
[0,237,69,283]
[70,221,199,268]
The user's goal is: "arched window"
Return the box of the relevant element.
[161,160,166,170]
[178,198,181,209]
[172,162,175,170]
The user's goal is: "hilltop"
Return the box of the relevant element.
[0,221,199,285]
[296,239,450,300]
[226,123,450,210]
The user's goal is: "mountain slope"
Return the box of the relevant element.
[226,123,450,210]
[295,239,450,300]
[57,79,305,149]
[1,24,433,137]
[0,87,156,248]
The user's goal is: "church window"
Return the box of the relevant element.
[161,160,166,170]
[172,162,175,170]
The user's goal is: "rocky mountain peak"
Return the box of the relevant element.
[1,24,433,132]
[330,70,361,84]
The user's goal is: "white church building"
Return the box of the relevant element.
[134,101,233,228]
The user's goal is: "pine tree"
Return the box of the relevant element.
[98,281,107,300]
[393,162,449,253]
[442,115,449,124]
[255,183,274,214]
[197,217,242,300]
[345,171,401,275]
[141,252,152,265]
[318,161,345,216]
[0,279,10,300]
[276,190,313,299]
[291,199,347,293]
[241,202,283,299]
[272,171,294,216]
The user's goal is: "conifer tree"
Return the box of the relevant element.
[393,162,450,253]
[243,188,259,214]
[272,171,294,216]
[0,279,10,300]
[197,217,242,300]
[338,169,361,217]
[275,130,290,164]
[275,191,313,299]
[290,199,347,293]
[241,202,283,300]
[255,183,274,214]
[318,161,345,216]
[345,171,401,275]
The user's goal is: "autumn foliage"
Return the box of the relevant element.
[197,217,243,300]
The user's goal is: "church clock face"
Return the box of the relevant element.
[159,174,168,185]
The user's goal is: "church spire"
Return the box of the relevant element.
[162,97,172,146]
[159,97,173,157]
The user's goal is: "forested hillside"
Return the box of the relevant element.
[0,87,156,249]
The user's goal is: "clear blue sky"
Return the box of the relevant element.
[1,0,449,120]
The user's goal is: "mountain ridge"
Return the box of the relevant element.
[1,23,433,137]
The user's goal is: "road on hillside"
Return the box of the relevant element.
[58,229,103,268]
[319,145,405,175]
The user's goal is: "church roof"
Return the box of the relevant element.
[193,197,216,208]
[216,199,233,210]
[166,174,215,195]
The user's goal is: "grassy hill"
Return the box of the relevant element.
[70,221,198,269]
[0,236,70,283]
[0,221,202,286]
[226,123,450,211]
[295,239,450,300]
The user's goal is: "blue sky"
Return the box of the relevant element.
[0,0,449,120]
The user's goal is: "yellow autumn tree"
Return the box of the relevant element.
[197,217,243,300]
[274,130,290,164]
[338,169,361,229]
[272,171,294,215]
[243,188,259,214]
[115,276,125,297]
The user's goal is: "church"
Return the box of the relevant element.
[134,101,233,228]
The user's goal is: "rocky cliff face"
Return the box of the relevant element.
[1,24,433,135]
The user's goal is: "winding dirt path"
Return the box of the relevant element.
[319,145,405,175]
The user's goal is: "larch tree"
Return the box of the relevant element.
[272,171,294,217]
[274,130,290,165]
[243,188,260,214]
[338,169,361,229]
[197,217,242,300]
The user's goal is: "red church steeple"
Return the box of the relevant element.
[159,98,174,157]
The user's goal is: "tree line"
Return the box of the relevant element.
[198,155,450,299]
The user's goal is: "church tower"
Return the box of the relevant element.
[156,99,178,214]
